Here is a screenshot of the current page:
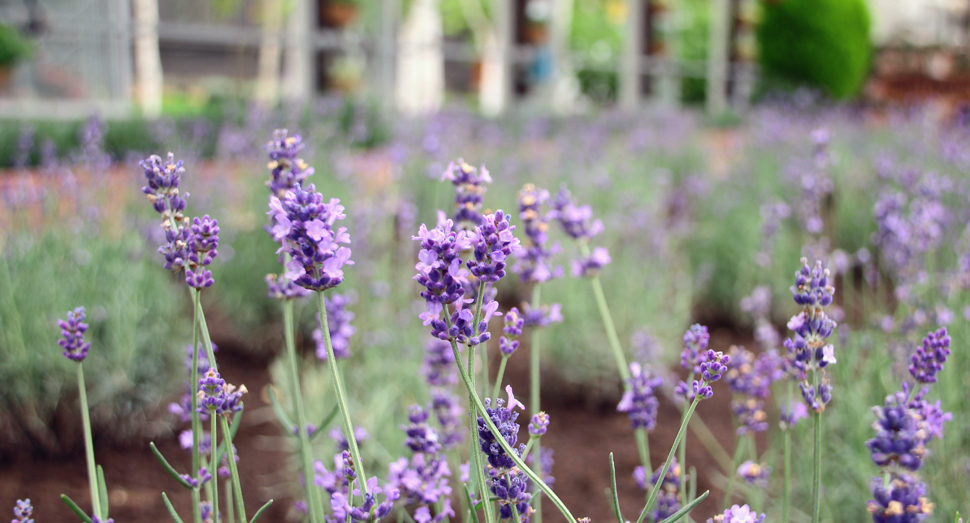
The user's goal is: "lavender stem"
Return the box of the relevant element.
[190,290,203,523]
[220,415,247,519]
[529,284,544,523]
[76,362,103,520]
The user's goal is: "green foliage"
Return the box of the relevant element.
[0,24,33,68]
[0,229,185,456]
[757,0,872,99]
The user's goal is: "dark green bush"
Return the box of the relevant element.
[0,24,32,68]
[757,0,871,99]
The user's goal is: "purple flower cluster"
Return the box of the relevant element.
[387,405,454,523]
[318,453,400,522]
[265,129,314,197]
[525,447,555,486]
[736,461,770,487]
[908,327,951,384]
[571,246,611,278]
[551,186,604,241]
[681,324,711,372]
[141,153,221,288]
[269,185,353,291]
[467,210,521,284]
[724,346,782,435]
[441,159,491,228]
[11,499,33,523]
[866,473,934,523]
[476,387,532,522]
[692,350,730,400]
[423,339,458,386]
[528,412,550,437]
[58,307,91,362]
[780,401,809,431]
[197,369,247,416]
[330,426,370,452]
[617,362,663,430]
[421,338,464,450]
[784,258,838,412]
[633,459,684,522]
[413,219,473,313]
[512,184,562,284]
[500,308,524,356]
[707,504,765,523]
[522,302,563,329]
[266,273,310,300]
[430,390,464,450]
[314,293,356,361]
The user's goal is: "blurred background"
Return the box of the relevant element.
[1,0,970,522]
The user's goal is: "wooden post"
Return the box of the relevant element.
[132,0,162,117]
[283,0,313,103]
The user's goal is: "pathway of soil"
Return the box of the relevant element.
[0,327,752,522]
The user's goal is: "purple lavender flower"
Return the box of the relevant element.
[476,386,532,522]
[11,499,33,523]
[785,258,838,412]
[141,153,190,272]
[512,184,562,284]
[908,327,951,384]
[423,339,458,387]
[908,388,952,442]
[185,215,220,289]
[867,389,927,471]
[528,412,550,437]
[551,185,604,241]
[692,350,730,400]
[314,293,356,361]
[780,401,809,431]
[266,129,315,196]
[404,405,442,454]
[330,476,400,523]
[413,219,473,312]
[707,504,765,523]
[617,362,663,430]
[330,426,370,452]
[867,473,934,523]
[269,185,353,291]
[736,461,770,487]
[266,274,310,299]
[197,369,247,416]
[57,307,91,362]
[681,324,711,372]
[521,302,563,329]
[571,246,611,278]
[91,517,115,523]
[200,501,214,523]
[441,159,491,228]
[739,286,772,319]
[635,459,684,522]
[430,390,464,449]
[732,398,769,435]
[179,467,212,489]
[499,307,524,356]
[467,210,521,284]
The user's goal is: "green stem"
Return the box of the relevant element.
[492,356,509,400]
[77,363,102,520]
[190,289,203,523]
[721,435,745,510]
[220,415,247,520]
[225,479,234,523]
[316,291,368,497]
[473,285,489,398]
[678,372,693,510]
[447,335,575,523]
[283,300,324,521]
[812,411,822,523]
[580,242,630,383]
[528,283,543,523]
[634,429,651,484]
[211,412,219,523]
[782,381,793,523]
[194,289,218,372]
[636,398,701,523]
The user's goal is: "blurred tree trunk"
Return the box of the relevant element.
[132,0,163,117]
[256,0,284,107]
[395,0,444,115]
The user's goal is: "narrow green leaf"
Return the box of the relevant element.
[249,499,274,523]
[214,407,244,465]
[96,464,110,518]
[60,494,93,523]
[162,492,186,523]
[267,385,295,432]
[659,490,709,523]
[150,442,193,489]
[688,466,697,504]
[463,484,482,523]
[309,405,340,442]
[609,453,624,523]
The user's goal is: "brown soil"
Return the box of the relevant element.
[0,326,752,523]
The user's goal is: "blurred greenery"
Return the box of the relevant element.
[757,0,872,99]
[0,24,33,69]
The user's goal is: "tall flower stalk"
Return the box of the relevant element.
[784,258,838,523]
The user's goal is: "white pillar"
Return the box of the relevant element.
[653,1,679,107]
[619,0,643,110]
[255,0,283,107]
[395,0,444,115]
[132,0,163,118]
[282,0,313,103]
[480,0,512,115]
[549,0,579,113]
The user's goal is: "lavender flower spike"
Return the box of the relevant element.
[707,504,765,523]
[313,293,356,361]
[442,159,491,228]
[909,327,951,384]
[617,362,663,430]
[58,307,91,362]
[867,473,933,523]
[185,214,220,289]
[266,129,314,196]
[141,153,190,273]
[512,184,562,284]
[467,210,521,284]
[269,184,353,291]
[12,499,33,523]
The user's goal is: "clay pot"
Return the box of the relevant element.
[320,2,358,28]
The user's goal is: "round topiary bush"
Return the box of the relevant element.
[756,0,871,99]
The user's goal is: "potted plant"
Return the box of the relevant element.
[320,0,359,29]
[0,24,33,88]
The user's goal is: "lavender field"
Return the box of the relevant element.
[1,101,968,523]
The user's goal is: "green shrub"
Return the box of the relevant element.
[0,24,32,69]
[0,229,186,457]
[757,0,871,99]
